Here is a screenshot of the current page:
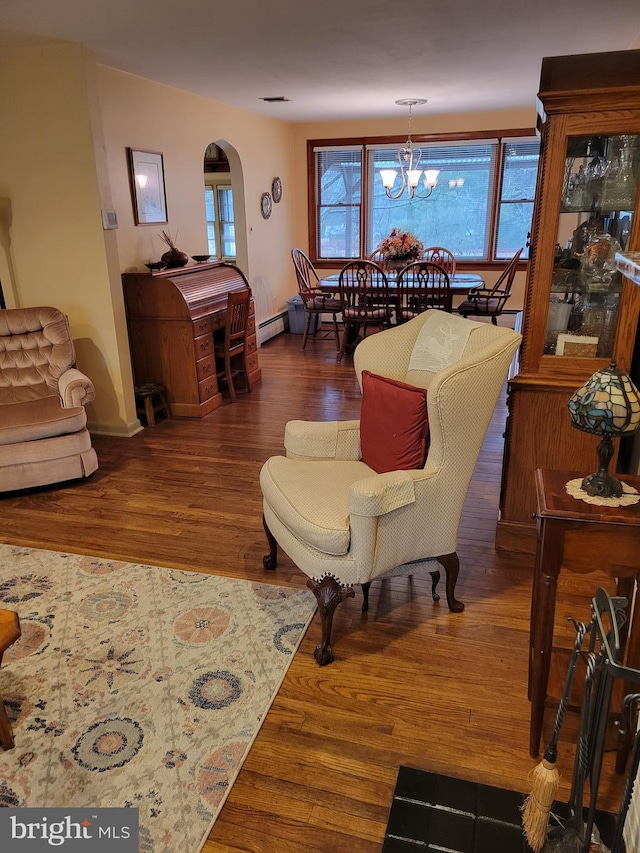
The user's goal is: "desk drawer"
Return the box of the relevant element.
[247,351,260,374]
[246,336,257,356]
[199,376,218,402]
[195,332,213,357]
[193,317,212,337]
[196,355,216,382]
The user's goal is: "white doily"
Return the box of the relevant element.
[565,477,640,507]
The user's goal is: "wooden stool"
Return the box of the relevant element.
[134,383,170,427]
[0,609,21,750]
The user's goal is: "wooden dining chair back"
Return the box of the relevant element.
[423,246,457,277]
[397,261,452,322]
[367,247,385,264]
[291,248,342,351]
[458,248,523,325]
[337,260,393,363]
[214,287,252,402]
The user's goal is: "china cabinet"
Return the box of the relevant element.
[496,49,640,553]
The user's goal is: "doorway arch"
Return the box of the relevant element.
[203,140,248,274]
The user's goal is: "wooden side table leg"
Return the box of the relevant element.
[529,519,564,758]
[0,699,15,750]
[0,609,20,750]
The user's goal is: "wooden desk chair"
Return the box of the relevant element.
[0,609,21,750]
[397,261,452,321]
[291,248,342,352]
[458,248,523,324]
[337,260,393,364]
[422,246,457,277]
[214,288,253,402]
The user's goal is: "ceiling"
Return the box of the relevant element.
[1,0,640,123]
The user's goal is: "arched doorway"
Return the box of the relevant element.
[203,141,248,273]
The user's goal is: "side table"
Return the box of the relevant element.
[529,468,640,767]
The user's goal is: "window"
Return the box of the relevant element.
[204,183,236,259]
[315,147,362,258]
[311,132,539,264]
[495,139,539,260]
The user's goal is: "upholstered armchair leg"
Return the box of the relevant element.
[361,581,371,612]
[435,552,465,613]
[307,574,355,666]
[262,515,278,570]
[429,570,441,602]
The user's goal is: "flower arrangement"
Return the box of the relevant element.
[378,229,424,261]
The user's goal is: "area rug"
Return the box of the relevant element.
[0,544,316,852]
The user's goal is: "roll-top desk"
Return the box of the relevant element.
[122,261,261,417]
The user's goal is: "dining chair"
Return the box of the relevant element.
[337,260,393,364]
[291,248,342,351]
[367,247,385,264]
[422,246,457,277]
[214,288,252,402]
[458,248,523,325]
[397,261,452,322]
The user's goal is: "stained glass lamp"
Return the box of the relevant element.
[568,360,640,497]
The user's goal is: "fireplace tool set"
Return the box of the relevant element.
[523,587,640,853]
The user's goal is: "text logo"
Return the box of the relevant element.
[0,809,139,851]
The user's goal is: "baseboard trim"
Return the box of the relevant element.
[89,419,143,438]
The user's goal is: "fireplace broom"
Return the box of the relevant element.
[522,618,589,852]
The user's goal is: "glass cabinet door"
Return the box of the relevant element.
[545,133,640,357]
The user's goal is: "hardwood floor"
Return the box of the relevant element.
[0,330,628,851]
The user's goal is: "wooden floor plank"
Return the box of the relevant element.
[0,330,630,849]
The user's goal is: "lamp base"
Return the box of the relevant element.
[581,470,624,498]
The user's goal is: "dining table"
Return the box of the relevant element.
[318,270,485,297]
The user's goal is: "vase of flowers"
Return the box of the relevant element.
[378,228,424,272]
[158,229,189,268]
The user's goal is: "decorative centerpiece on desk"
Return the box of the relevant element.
[378,229,424,272]
[158,229,189,268]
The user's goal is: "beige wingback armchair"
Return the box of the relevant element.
[0,306,98,492]
[260,310,521,664]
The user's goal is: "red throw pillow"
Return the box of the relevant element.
[359,370,429,474]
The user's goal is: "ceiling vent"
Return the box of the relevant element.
[260,96,290,102]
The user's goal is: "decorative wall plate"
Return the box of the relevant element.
[272,176,282,203]
[261,191,273,219]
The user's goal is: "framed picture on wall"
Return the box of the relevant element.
[127,148,168,225]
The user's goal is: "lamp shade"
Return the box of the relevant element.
[568,360,640,436]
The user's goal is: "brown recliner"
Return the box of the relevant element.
[0,306,98,492]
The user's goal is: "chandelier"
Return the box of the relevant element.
[380,99,440,200]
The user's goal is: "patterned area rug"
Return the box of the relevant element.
[0,544,316,852]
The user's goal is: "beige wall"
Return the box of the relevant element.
[97,66,298,329]
[1,46,299,434]
[0,44,138,435]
